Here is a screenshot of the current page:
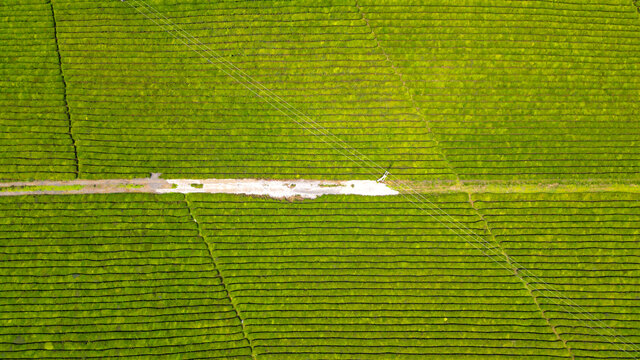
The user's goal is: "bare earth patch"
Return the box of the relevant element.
[0,178,398,199]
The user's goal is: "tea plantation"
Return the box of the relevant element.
[1,0,639,359]
[1,193,639,358]
[3,0,640,181]
[0,1,77,180]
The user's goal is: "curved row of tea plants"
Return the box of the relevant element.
[5,0,640,182]
[473,192,640,358]
[0,193,251,359]
[188,193,571,359]
[1,192,638,358]
[0,0,77,181]
[358,0,640,181]
[51,0,453,181]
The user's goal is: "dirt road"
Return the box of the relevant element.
[1,177,637,199]
[0,178,398,199]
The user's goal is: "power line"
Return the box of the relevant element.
[118,0,639,356]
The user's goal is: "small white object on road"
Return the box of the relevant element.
[376,171,390,183]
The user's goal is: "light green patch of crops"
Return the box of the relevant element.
[358,0,640,182]
[116,183,144,189]
[0,184,84,192]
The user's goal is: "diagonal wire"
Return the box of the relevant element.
[123,0,640,355]
[125,3,379,177]
[117,0,640,356]
[130,0,387,175]
[389,179,640,356]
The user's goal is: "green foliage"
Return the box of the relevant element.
[117,183,144,189]
[1,191,639,358]
[360,0,640,181]
[50,0,458,181]
[473,192,640,356]
[0,193,251,359]
[188,193,571,359]
[6,1,640,182]
[0,184,84,192]
[0,1,77,182]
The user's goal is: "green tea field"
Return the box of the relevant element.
[0,0,639,359]
[3,0,640,181]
